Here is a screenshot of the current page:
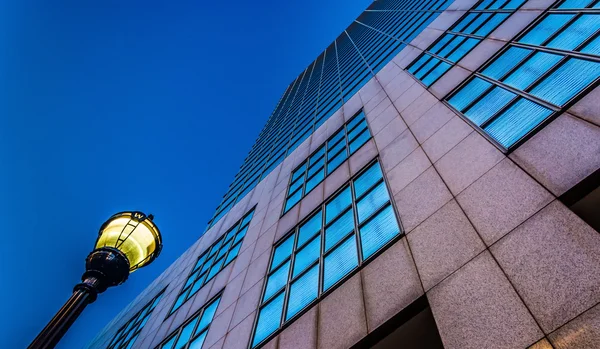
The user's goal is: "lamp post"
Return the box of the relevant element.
[28,211,163,349]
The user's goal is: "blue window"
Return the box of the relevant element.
[251,160,402,347]
[108,291,164,349]
[447,0,600,149]
[283,111,372,213]
[170,209,254,315]
[408,0,525,86]
[158,295,221,349]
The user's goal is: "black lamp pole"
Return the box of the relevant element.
[28,211,162,349]
[28,247,131,349]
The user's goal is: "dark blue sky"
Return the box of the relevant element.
[0,0,372,348]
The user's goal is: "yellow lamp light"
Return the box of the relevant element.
[95,211,162,271]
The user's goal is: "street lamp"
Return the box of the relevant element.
[29,211,163,349]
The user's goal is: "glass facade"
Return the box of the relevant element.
[158,295,221,349]
[408,0,526,86]
[447,0,600,149]
[207,0,453,229]
[283,110,371,213]
[170,209,254,315]
[108,291,165,349]
[251,160,402,347]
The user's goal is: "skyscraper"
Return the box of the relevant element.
[88,0,600,348]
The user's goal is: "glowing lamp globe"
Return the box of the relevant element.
[80,211,163,296]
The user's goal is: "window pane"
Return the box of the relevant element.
[325,209,355,252]
[298,212,322,247]
[347,112,365,131]
[309,147,325,164]
[293,235,321,277]
[484,98,553,148]
[448,77,492,112]
[188,331,207,349]
[409,54,432,73]
[430,35,454,55]
[323,236,358,291]
[483,46,531,80]
[175,320,195,349]
[503,51,563,90]
[327,151,347,174]
[161,335,177,349]
[197,298,220,334]
[190,276,205,295]
[465,87,516,126]
[558,0,595,8]
[475,13,510,36]
[357,182,389,223]
[354,162,383,197]
[422,61,451,86]
[530,58,600,106]
[360,205,401,260]
[326,187,352,224]
[347,120,367,140]
[581,35,600,55]
[447,37,480,62]
[305,170,325,193]
[264,261,291,302]
[438,35,466,58]
[252,293,285,347]
[292,165,306,182]
[307,158,325,177]
[233,225,248,244]
[206,258,225,280]
[271,235,294,270]
[328,129,345,147]
[327,138,346,157]
[464,13,492,34]
[289,177,304,195]
[519,14,575,45]
[286,264,319,320]
[225,242,242,265]
[349,130,370,154]
[172,293,187,312]
[284,190,302,212]
[547,14,600,51]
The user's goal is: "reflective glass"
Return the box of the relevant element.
[465,87,516,126]
[357,182,389,223]
[485,98,553,147]
[519,14,575,45]
[253,293,285,347]
[548,15,600,51]
[483,46,531,80]
[298,212,322,247]
[530,58,600,106]
[272,234,294,268]
[264,261,291,301]
[354,162,383,197]
[293,235,321,277]
[325,187,352,224]
[448,78,492,112]
[323,236,358,291]
[503,52,563,90]
[325,209,355,251]
[286,265,319,320]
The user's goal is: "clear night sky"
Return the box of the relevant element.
[0,0,372,348]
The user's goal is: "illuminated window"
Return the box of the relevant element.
[283,111,371,213]
[158,295,221,349]
[408,0,525,86]
[447,0,600,149]
[251,160,402,347]
[108,290,164,349]
[170,209,254,315]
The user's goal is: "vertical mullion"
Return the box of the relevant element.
[350,176,364,265]
[281,230,299,326]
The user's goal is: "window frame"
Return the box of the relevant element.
[281,109,373,216]
[168,208,255,317]
[156,292,223,349]
[107,289,165,349]
[443,0,600,152]
[251,158,404,349]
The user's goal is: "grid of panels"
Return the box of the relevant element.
[108,291,164,349]
[207,0,452,230]
[158,295,221,349]
[446,0,600,149]
[408,0,526,86]
[251,160,402,348]
[283,111,371,213]
[170,209,254,315]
